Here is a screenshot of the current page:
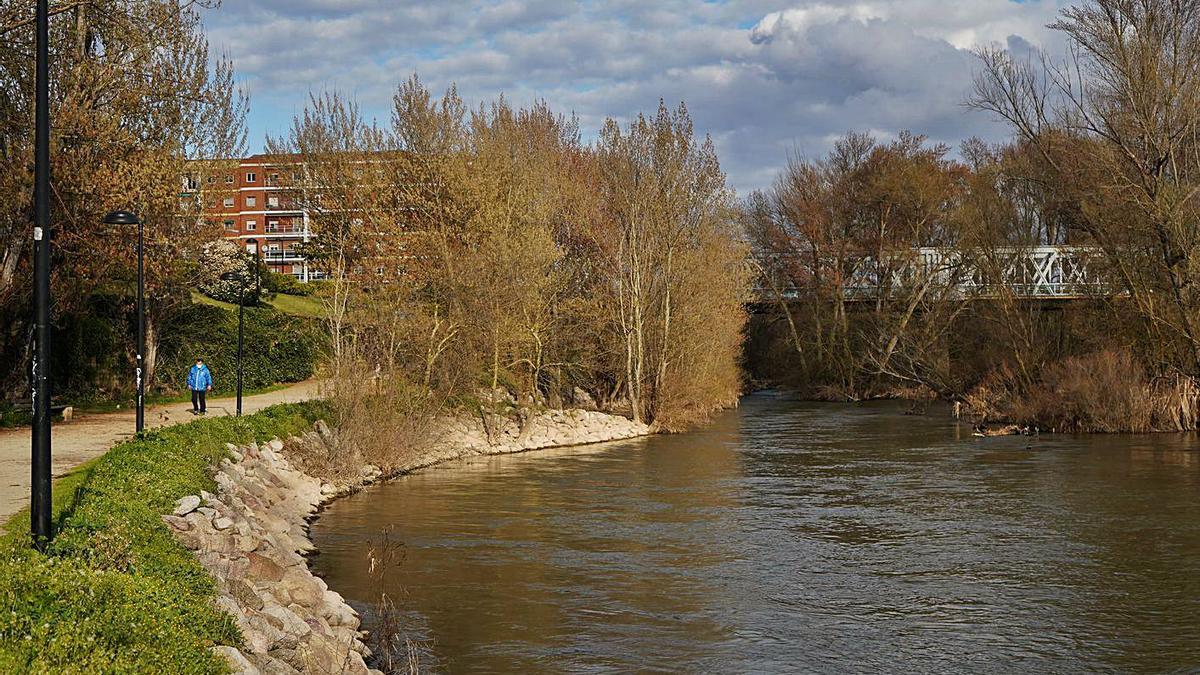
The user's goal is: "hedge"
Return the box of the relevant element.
[0,400,333,674]
[262,271,312,297]
[158,304,324,395]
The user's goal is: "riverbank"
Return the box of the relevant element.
[172,406,650,673]
[0,402,331,673]
[0,400,648,673]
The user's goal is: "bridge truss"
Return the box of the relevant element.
[762,245,1110,302]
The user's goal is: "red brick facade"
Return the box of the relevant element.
[191,154,321,281]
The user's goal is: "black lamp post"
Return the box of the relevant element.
[219,270,247,416]
[104,211,144,432]
[30,0,52,548]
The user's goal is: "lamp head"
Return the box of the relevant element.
[220,272,243,282]
[103,210,141,226]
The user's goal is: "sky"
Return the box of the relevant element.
[201,0,1069,195]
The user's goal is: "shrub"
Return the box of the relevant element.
[262,271,312,297]
[966,348,1200,433]
[156,304,324,395]
[293,359,434,482]
[0,401,332,673]
[0,405,30,429]
[196,241,262,306]
[1032,349,1153,432]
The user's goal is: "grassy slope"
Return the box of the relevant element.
[0,401,332,674]
[265,293,325,319]
[190,291,325,319]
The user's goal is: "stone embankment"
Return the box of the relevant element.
[165,408,650,674]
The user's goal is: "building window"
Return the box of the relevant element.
[246,172,257,183]
[207,175,216,184]
[376,266,385,276]
[246,220,257,231]
[267,195,280,208]
[223,197,234,208]
[223,219,235,230]
[182,175,199,191]
[225,175,234,184]
[267,220,280,232]
[268,173,279,186]
[246,195,257,208]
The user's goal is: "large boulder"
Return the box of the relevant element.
[173,494,201,516]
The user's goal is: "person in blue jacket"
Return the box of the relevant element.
[188,358,213,415]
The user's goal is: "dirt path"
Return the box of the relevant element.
[0,380,325,524]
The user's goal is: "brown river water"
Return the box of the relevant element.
[310,393,1200,673]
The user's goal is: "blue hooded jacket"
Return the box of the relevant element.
[187,363,213,391]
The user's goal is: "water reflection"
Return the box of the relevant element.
[310,394,1200,673]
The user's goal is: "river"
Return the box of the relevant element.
[309,393,1200,673]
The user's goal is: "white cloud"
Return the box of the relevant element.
[201,0,1069,194]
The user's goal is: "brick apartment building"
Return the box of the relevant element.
[185,153,323,282]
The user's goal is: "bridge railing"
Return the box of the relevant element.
[759,245,1109,301]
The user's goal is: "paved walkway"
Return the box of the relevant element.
[0,380,325,524]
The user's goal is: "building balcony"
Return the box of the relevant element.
[263,225,309,235]
[262,253,306,264]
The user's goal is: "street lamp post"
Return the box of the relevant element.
[219,271,247,416]
[31,0,52,548]
[104,211,144,433]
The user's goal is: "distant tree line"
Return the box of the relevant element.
[747,0,1200,432]
[267,77,750,433]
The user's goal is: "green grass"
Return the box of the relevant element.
[264,293,325,319]
[190,291,326,319]
[0,400,333,674]
[0,406,32,429]
[189,291,238,312]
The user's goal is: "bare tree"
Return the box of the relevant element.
[971,0,1200,375]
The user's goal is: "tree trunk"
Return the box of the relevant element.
[0,228,21,296]
[144,315,159,390]
[654,247,674,412]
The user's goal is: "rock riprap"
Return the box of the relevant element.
[424,408,651,469]
[165,408,650,674]
[165,437,375,675]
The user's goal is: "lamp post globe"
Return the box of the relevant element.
[105,211,146,433]
[102,211,140,226]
